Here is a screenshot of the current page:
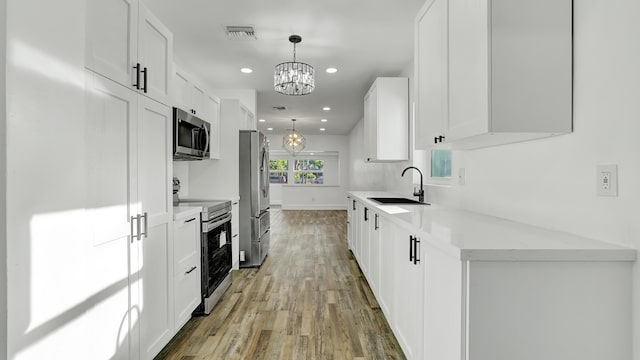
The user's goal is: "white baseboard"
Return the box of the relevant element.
[270,200,282,205]
[281,204,348,210]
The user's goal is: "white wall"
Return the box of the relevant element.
[0,0,7,355]
[268,133,349,209]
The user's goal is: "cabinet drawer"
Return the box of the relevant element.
[174,252,201,330]
[174,216,200,266]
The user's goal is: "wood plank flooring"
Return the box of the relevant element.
[155,208,405,360]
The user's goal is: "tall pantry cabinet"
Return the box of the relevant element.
[85,0,174,359]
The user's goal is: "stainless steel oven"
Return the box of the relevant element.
[178,199,232,315]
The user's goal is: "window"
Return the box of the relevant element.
[431,149,451,178]
[293,159,324,185]
[268,150,339,186]
[269,159,288,184]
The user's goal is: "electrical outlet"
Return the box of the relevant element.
[240,251,246,262]
[597,164,618,196]
[458,168,466,185]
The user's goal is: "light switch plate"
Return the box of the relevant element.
[596,164,618,196]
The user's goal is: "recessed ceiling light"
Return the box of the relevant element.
[267,127,273,131]
[321,119,328,122]
[259,119,266,122]
[326,67,338,74]
[310,153,315,155]
[320,128,326,131]
[240,68,253,74]
[322,107,331,111]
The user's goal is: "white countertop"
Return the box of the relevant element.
[348,191,636,261]
[173,206,202,221]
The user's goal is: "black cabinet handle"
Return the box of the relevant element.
[185,266,197,274]
[141,67,148,93]
[364,207,369,221]
[413,236,420,265]
[374,214,379,230]
[185,217,196,223]
[434,136,438,144]
[133,63,141,89]
[438,135,445,142]
[352,199,356,210]
[409,235,414,262]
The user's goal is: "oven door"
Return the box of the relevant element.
[201,213,232,297]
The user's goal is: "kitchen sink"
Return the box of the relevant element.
[368,197,430,205]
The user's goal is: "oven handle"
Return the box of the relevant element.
[202,213,232,233]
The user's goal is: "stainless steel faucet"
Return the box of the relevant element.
[401,166,424,203]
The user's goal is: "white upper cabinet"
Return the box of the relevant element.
[86,0,174,105]
[363,77,409,162]
[172,66,205,116]
[237,104,256,131]
[416,0,573,149]
[205,93,221,159]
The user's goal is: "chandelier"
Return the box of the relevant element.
[274,35,315,96]
[282,119,306,155]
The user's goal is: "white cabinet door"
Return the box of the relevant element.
[415,0,448,149]
[85,71,138,360]
[360,206,371,277]
[353,202,362,263]
[191,82,206,118]
[135,97,174,360]
[368,212,382,294]
[231,200,240,269]
[346,197,354,251]
[447,0,489,141]
[205,94,221,159]
[172,67,191,111]
[138,5,173,106]
[393,228,424,360]
[246,110,256,131]
[378,217,395,320]
[86,0,139,91]
[363,86,376,162]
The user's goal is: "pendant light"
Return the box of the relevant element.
[282,119,306,156]
[274,35,315,96]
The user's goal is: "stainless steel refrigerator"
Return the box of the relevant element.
[239,130,270,267]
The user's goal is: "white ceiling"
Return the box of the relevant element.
[145,0,425,135]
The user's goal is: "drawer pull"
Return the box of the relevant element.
[185,266,197,274]
[185,217,196,223]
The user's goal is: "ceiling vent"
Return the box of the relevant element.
[225,26,257,40]
[272,106,287,111]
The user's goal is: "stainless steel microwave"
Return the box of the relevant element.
[173,107,210,160]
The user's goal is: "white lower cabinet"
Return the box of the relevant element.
[86,71,173,360]
[172,213,201,331]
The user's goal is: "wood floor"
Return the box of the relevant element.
[155,208,405,360]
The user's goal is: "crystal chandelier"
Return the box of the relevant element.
[282,119,306,155]
[274,35,315,96]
